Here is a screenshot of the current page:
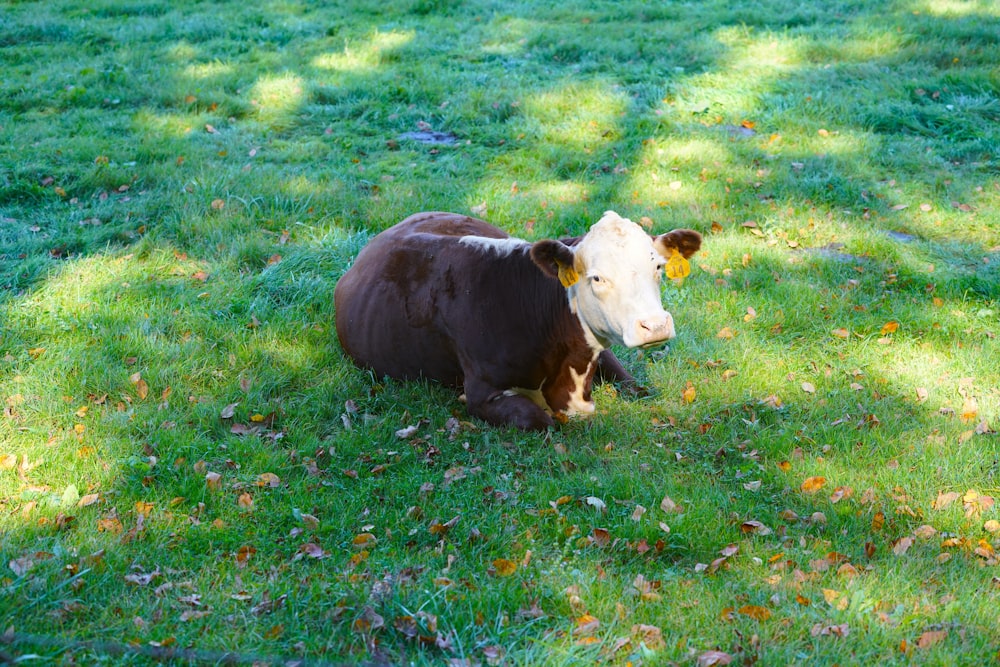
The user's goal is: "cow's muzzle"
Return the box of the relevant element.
[630,313,675,348]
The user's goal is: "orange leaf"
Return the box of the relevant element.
[831,328,850,339]
[881,321,899,335]
[917,629,947,649]
[682,383,696,404]
[801,476,826,493]
[738,605,772,621]
[716,327,736,340]
[871,511,885,531]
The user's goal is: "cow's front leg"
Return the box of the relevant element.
[463,377,554,431]
[596,350,648,396]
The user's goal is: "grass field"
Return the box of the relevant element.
[1,0,999,664]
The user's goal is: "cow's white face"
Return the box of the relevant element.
[568,212,675,349]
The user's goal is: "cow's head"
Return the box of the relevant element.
[531,211,702,350]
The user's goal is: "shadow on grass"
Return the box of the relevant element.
[2,0,999,662]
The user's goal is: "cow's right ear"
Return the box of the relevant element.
[530,240,579,288]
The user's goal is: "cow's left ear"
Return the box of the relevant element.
[654,229,702,259]
[530,240,580,287]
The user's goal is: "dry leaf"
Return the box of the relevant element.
[631,623,665,649]
[829,486,853,503]
[801,382,816,394]
[697,650,734,666]
[740,520,772,536]
[893,537,913,556]
[880,321,899,335]
[205,471,222,491]
[933,491,960,510]
[256,473,280,488]
[801,476,826,493]
[682,382,696,403]
[660,495,683,513]
[738,605,772,621]
[831,328,850,339]
[493,558,517,577]
[917,629,947,649]
[716,327,736,340]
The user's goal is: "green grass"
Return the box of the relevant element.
[1,0,999,664]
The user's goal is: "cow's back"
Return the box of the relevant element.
[334,212,510,385]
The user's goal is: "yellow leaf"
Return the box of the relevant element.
[28,347,46,359]
[493,558,517,577]
[352,533,376,547]
[801,476,826,493]
[0,453,17,469]
[716,327,736,340]
[881,321,899,335]
[682,382,696,404]
[134,501,154,517]
[575,614,600,634]
[738,605,772,622]
[257,472,281,488]
[77,493,100,507]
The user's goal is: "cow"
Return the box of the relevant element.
[334,210,702,431]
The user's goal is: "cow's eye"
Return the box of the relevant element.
[590,274,603,284]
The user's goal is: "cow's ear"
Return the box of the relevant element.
[654,229,702,259]
[530,240,579,287]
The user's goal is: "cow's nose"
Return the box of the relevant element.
[634,314,675,347]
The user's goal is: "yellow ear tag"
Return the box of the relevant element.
[664,248,690,280]
[558,264,580,288]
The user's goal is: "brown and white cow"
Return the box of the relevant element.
[334,211,701,430]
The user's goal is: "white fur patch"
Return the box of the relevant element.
[563,359,596,417]
[458,235,529,256]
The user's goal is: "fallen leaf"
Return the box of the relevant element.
[916,629,947,649]
[574,614,600,635]
[881,321,899,335]
[585,496,607,512]
[631,623,665,649]
[493,558,517,577]
[660,495,683,513]
[716,327,736,340]
[256,473,280,488]
[831,328,850,339]
[697,650,734,666]
[631,505,647,521]
[801,382,816,394]
[893,537,913,556]
[738,605,772,621]
[811,623,849,637]
[682,382,696,403]
[395,425,419,439]
[740,520,772,536]
[933,491,960,510]
[801,476,826,493]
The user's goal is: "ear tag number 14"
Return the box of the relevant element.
[665,249,690,281]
